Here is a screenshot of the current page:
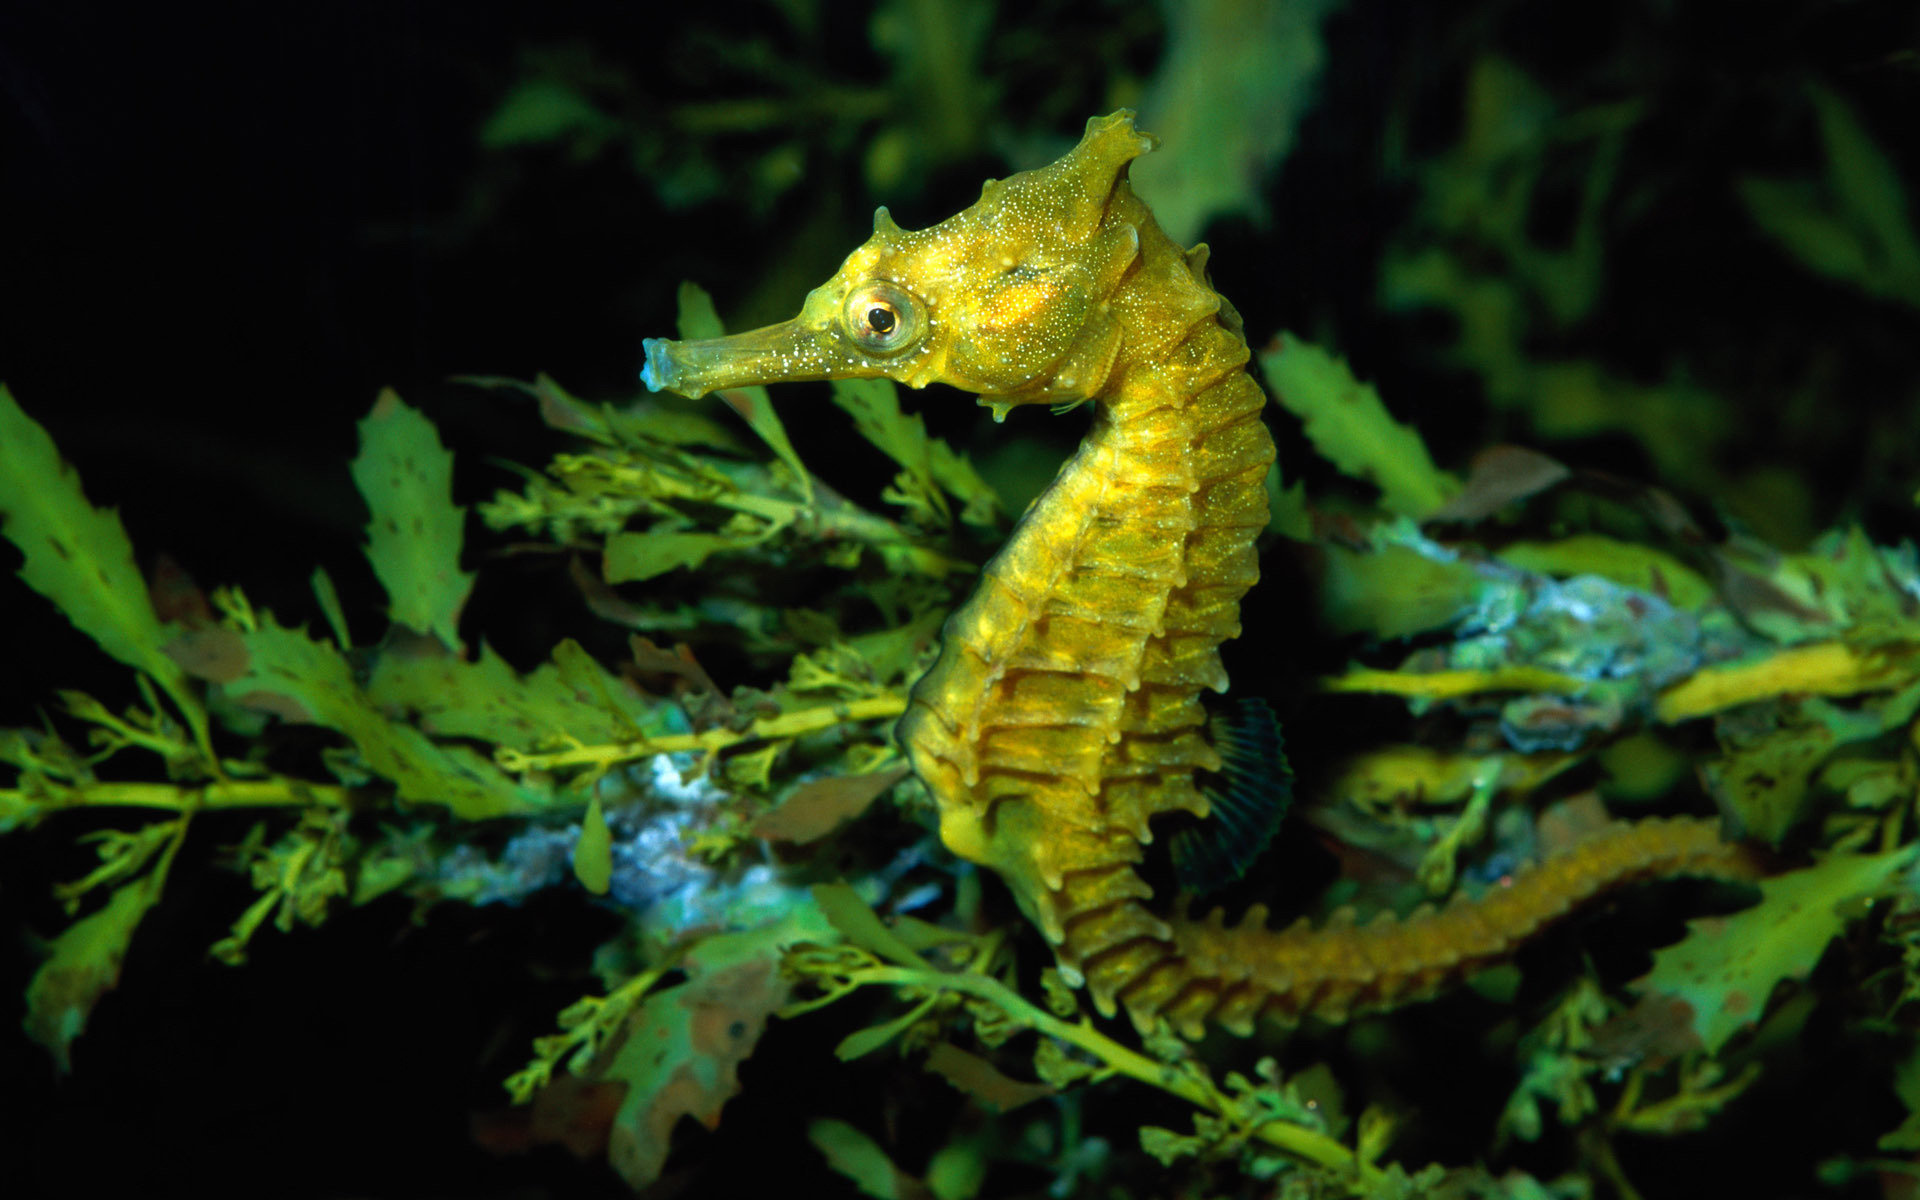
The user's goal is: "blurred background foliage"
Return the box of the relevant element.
[3,0,1918,1196]
[5,0,1914,637]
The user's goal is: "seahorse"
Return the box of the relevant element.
[641,112,1757,1037]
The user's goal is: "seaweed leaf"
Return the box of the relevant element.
[1637,845,1917,1053]
[1700,683,1920,845]
[1317,541,1488,638]
[481,77,621,151]
[0,386,186,697]
[597,903,834,1188]
[365,639,664,750]
[808,1118,926,1200]
[573,794,612,895]
[831,376,1000,529]
[1126,0,1332,243]
[835,994,940,1061]
[1257,334,1459,518]
[25,872,162,1071]
[1497,534,1714,611]
[350,391,474,649]
[603,528,750,582]
[1656,641,1915,723]
[1698,720,1834,846]
[924,1042,1052,1113]
[228,613,541,818]
[813,882,932,970]
[1738,87,1920,308]
[750,767,909,843]
[23,818,185,1071]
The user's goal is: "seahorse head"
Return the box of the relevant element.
[642,112,1156,409]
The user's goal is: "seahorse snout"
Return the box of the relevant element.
[638,338,682,395]
[640,318,868,400]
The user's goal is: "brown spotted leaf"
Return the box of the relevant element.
[1426,445,1570,523]
[24,868,169,1071]
[1635,845,1915,1054]
[595,905,833,1188]
[751,767,909,843]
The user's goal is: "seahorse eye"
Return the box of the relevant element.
[842,281,926,357]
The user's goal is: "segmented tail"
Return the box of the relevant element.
[1075,816,1759,1036]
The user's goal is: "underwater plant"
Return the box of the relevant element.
[9,13,1920,1193]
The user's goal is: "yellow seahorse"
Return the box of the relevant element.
[642,112,1756,1037]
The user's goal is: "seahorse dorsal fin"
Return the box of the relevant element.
[1169,697,1293,894]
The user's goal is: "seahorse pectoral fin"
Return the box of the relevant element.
[1169,698,1293,894]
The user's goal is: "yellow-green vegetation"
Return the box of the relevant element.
[11,305,1920,1197]
[11,21,1920,1190]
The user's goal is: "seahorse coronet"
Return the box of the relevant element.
[642,110,1761,1038]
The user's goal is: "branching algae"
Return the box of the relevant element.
[10,109,1920,1198]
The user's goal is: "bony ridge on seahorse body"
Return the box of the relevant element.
[641,111,1759,1039]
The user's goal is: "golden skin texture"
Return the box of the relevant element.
[643,113,1756,1036]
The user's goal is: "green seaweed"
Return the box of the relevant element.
[14,338,1920,1193]
[9,22,1920,1191]
[350,391,475,650]
[14,324,1920,1194]
[1639,845,1917,1054]
[1258,336,1461,520]
[1738,86,1920,311]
